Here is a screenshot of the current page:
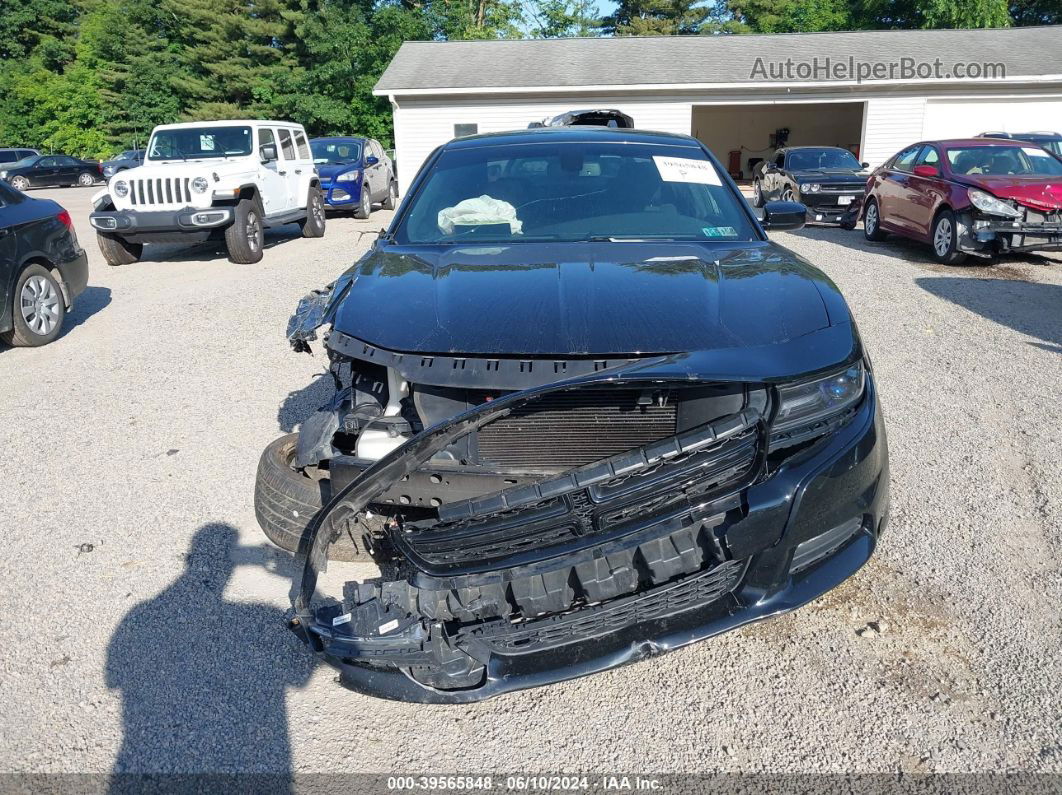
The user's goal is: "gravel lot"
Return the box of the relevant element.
[1,185,1060,776]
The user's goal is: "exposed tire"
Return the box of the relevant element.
[1,263,65,347]
[780,186,795,203]
[354,185,371,219]
[78,172,95,187]
[10,176,29,192]
[931,209,968,265]
[863,197,888,241]
[254,433,376,562]
[382,180,398,210]
[96,232,142,266]
[752,180,764,208]
[299,187,326,238]
[224,198,264,264]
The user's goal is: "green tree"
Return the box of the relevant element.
[717,0,851,32]
[603,0,709,35]
[526,0,601,36]
[850,0,1012,27]
[1009,0,1062,24]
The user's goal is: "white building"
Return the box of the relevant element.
[374,26,1062,190]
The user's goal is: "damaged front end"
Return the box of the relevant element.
[284,317,889,702]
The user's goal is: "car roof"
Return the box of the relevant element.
[928,138,1043,147]
[151,120,303,131]
[310,136,367,143]
[780,146,852,152]
[445,126,703,150]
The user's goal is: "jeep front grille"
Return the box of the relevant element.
[128,177,194,208]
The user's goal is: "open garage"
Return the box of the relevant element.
[691,102,865,180]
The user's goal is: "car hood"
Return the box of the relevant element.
[317,163,361,181]
[788,169,867,180]
[326,241,840,357]
[957,175,1062,211]
[119,159,257,182]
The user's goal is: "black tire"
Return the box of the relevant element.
[930,209,968,265]
[382,180,398,210]
[96,231,142,266]
[78,172,95,187]
[1,263,66,347]
[254,434,377,562]
[299,187,326,238]
[751,180,764,208]
[354,185,371,219]
[863,197,888,241]
[224,198,264,263]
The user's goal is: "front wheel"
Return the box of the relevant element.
[9,176,29,192]
[931,209,968,265]
[299,187,326,238]
[863,197,888,241]
[1,264,66,347]
[224,198,264,263]
[752,180,764,208]
[96,232,143,266]
[77,172,95,187]
[382,180,398,210]
[354,185,371,219]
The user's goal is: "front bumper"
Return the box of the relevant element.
[290,368,889,703]
[320,182,362,207]
[969,216,1062,253]
[88,207,232,233]
[798,193,865,223]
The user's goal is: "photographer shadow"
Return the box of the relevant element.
[106,523,315,784]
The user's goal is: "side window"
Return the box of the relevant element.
[294,131,311,160]
[919,147,940,166]
[774,153,785,168]
[454,123,477,138]
[893,146,922,172]
[37,157,57,167]
[259,128,275,158]
[58,156,78,166]
[277,128,296,160]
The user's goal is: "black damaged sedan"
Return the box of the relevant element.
[261,127,889,702]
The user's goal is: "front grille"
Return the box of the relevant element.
[128,177,193,207]
[464,558,746,653]
[817,183,865,193]
[476,389,677,469]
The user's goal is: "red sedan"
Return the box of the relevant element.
[860,138,1062,264]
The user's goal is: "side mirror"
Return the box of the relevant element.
[762,200,806,231]
[260,144,277,163]
[861,162,870,169]
[365,155,379,166]
[913,164,939,178]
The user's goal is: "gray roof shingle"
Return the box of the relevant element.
[374,26,1062,93]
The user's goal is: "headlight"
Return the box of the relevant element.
[113,180,129,198]
[190,176,209,194]
[0,171,6,179]
[799,183,820,192]
[968,189,1021,218]
[774,362,865,433]
[336,170,361,182]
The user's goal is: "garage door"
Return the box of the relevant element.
[923,98,1062,139]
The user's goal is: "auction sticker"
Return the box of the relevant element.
[653,155,721,185]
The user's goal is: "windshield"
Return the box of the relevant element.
[147,126,252,161]
[946,145,1062,176]
[395,141,757,244]
[786,149,862,171]
[311,140,362,165]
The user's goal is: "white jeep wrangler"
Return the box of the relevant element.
[89,120,326,265]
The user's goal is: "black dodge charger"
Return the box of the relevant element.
[753,146,869,225]
[264,127,890,702]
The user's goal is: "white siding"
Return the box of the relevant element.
[391,97,692,191]
[922,96,1062,139]
[861,97,926,167]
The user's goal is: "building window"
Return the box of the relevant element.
[454,123,478,138]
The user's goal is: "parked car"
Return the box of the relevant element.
[268,126,889,702]
[310,136,397,218]
[0,148,40,165]
[862,138,1062,264]
[88,120,326,265]
[753,146,869,224]
[0,154,102,191]
[0,180,88,346]
[977,131,1062,158]
[529,109,635,129]
[101,149,145,179]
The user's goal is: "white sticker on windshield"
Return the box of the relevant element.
[653,156,721,186]
[1022,147,1045,157]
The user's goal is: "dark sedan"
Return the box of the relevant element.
[1,154,102,191]
[310,136,397,218]
[0,180,89,346]
[862,138,1062,264]
[262,127,889,702]
[754,146,869,224]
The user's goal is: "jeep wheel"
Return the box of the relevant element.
[96,232,143,267]
[1,264,66,347]
[224,198,264,263]
[354,185,371,219]
[77,172,95,187]
[300,188,326,238]
[382,180,398,210]
[254,433,377,562]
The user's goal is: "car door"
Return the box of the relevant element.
[765,152,785,198]
[875,145,922,233]
[0,189,16,317]
[55,156,80,185]
[31,157,59,187]
[902,145,946,240]
[275,127,301,212]
[256,128,288,216]
[366,140,388,200]
[292,129,314,207]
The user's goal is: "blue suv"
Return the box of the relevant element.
[310,137,397,218]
